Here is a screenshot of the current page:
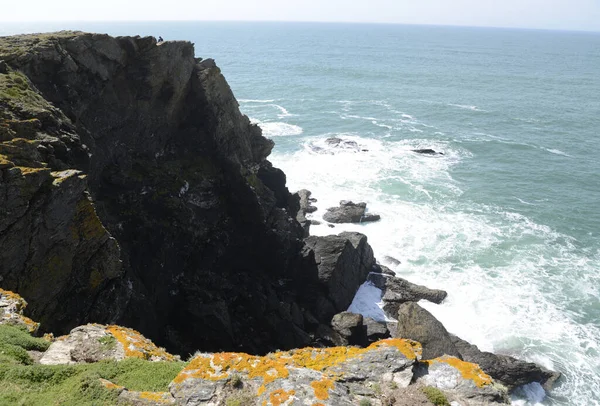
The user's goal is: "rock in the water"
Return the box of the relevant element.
[39,324,176,365]
[368,272,448,317]
[323,200,380,224]
[302,232,375,321]
[415,356,510,405]
[412,148,444,155]
[450,335,561,391]
[395,302,461,360]
[383,255,401,267]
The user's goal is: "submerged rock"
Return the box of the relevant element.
[412,148,445,155]
[323,200,381,224]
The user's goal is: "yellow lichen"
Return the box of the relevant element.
[426,356,493,387]
[99,378,124,390]
[311,378,334,400]
[174,338,421,399]
[139,391,172,403]
[268,389,295,406]
[106,325,175,361]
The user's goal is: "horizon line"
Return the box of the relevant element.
[1,19,599,34]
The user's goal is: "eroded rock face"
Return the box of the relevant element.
[0,288,39,333]
[0,32,321,355]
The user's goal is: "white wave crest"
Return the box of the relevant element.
[257,121,303,137]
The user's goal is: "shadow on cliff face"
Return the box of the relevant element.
[0,32,371,356]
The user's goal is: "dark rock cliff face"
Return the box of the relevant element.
[0,32,347,355]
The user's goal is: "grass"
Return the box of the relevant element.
[421,386,450,406]
[359,399,372,406]
[0,324,186,406]
[97,335,116,350]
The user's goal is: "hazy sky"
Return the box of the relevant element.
[2,0,600,32]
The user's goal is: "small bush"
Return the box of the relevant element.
[0,325,50,352]
[421,386,450,406]
[359,399,372,406]
[230,373,243,388]
[97,335,116,350]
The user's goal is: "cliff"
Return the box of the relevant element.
[0,31,366,355]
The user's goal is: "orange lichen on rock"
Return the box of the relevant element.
[0,288,27,310]
[267,388,296,406]
[426,356,493,387]
[139,391,173,403]
[311,378,334,400]
[174,338,421,388]
[106,325,175,361]
[0,288,40,333]
[99,378,124,391]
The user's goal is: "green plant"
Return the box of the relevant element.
[97,335,116,350]
[230,373,243,388]
[359,399,372,406]
[371,382,382,395]
[421,386,450,406]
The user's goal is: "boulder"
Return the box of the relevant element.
[450,335,561,391]
[303,232,375,321]
[364,317,391,343]
[294,189,318,236]
[331,312,367,346]
[323,200,380,224]
[368,272,448,317]
[395,302,461,360]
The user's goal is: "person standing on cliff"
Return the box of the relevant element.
[158,36,164,43]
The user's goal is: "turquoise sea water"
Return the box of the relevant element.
[2,22,600,405]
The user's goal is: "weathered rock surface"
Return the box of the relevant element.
[0,288,39,333]
[302,232,375,322]
[414,356,510,405]
[368,271,448,317]
[450,334,561,391]
[40,323,176,365]
[395,302,462,360]
[169,338,422,406]
[323,200,381,223]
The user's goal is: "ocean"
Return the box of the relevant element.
[2,21,599,406]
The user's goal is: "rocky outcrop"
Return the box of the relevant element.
[450,334,561,391]
[368,270,448,317]
[412,148,444,155]
[0,288,39,333]
[302,232,374,322]
[40,323,176,365]
[323,200,380,223]
[294,189,317,237]
[395,302,462,360]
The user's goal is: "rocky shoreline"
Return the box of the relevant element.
[0,32,559,404]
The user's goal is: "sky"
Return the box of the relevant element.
[2,0,600,32]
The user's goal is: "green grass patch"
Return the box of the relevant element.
[421,386,450,406]
[0,325,186,405]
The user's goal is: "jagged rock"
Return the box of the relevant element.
[303,232,375,322]
[383,255,401,267]
[414,356,510,405]
[372,263,396,276]
[323,200,380,223]
[0,60,8,74]
[412,149,444,155]
[331,312,367,346]
[0,288,39,333]
[169,338,422,406]
[39,324,176,365]
[294,189,317,237]
[450,335,561,391]
[368,272,448,317]
[0,32,318,355]
[395,302,461,360]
